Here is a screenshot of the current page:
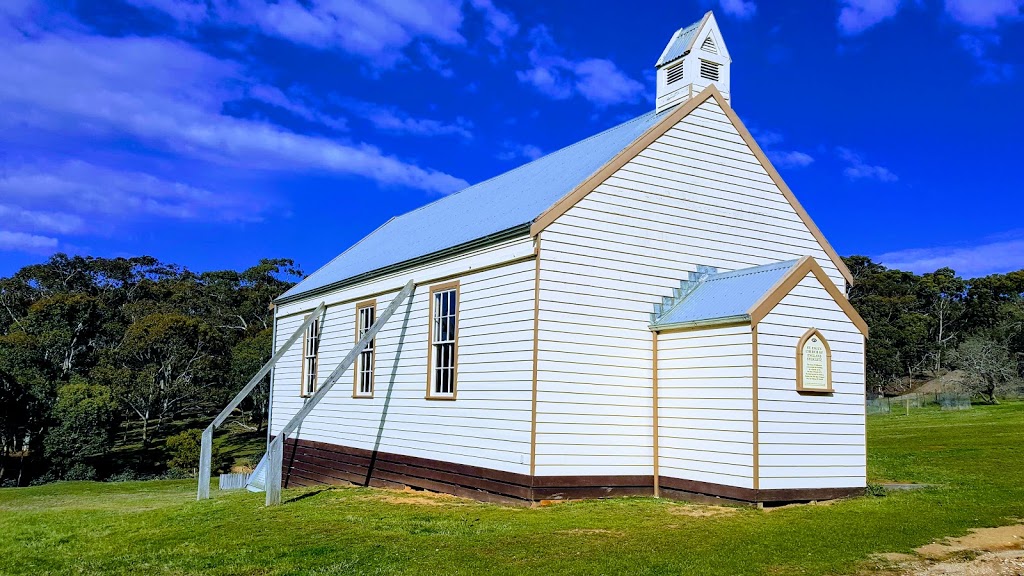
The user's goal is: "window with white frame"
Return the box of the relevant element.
[429,284,458,398]
[301,318,319,397]
[354,302,375,397]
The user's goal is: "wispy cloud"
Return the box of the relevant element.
[837,0,903,35]
[0,160,266,227]
[127,0,467,67]
[335,98,473,139]
[837,147,898,182]
[496,141,543,162]
[878,231,1024,277]
[768,150,815,169]
[469,0,519,50]
[719,0,757,20]
[516,26,644,107]
[944,0,1023,27]
[0,231,59,254]
[0,28,468,194]
[958,33,1014,83]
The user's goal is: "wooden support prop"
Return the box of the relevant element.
[196,301,326,501]
[265,279,416,506]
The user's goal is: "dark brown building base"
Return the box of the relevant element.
[280,438,864,505]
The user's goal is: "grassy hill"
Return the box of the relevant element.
[1,403,1023,576]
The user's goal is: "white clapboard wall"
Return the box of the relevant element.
[269,236,536,476]
[657,325,755,489]
[756,272,867,490]
[533,96,847,477]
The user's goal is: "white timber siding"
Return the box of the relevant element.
[657,325,754,489]
[756,272,866,489]
[269,236,536,475]
[534,97,847,477]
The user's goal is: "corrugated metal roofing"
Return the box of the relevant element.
[651,260,799,329]
[279,107,670,302]
[655,14,706,68]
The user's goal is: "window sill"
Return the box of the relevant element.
[425,395,457,401]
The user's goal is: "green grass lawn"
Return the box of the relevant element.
[2,403,1023,576]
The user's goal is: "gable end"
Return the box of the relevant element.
[530,85,854,287]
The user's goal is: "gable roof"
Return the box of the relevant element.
[279,85,855,304]
[650,260,799,330]
[651,257,869,336]
[655,13,708,68]
[277,108,669,302]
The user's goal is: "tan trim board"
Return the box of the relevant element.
[796,328,834,394]
[529,236,541,477]
[275,253,536,322]
[751,324,759,491]
[652,330,660,498]
[426,280,460,400]
[298,313,321,398]
[352,299,377,399]
[712,89,854,286]
[748,256,869,337]
[529,83,854,287]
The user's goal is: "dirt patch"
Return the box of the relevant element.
[871,524,1024,576]
[666,504,739,517]
[915,525,1024,560]
[358,487,469,507]
[761,498,845,513]
[555,528,625,537]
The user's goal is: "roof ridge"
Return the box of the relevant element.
[706,259,799,281]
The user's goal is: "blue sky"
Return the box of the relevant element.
[0,0,1021,279]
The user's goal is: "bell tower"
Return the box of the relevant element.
[655,11,731,113]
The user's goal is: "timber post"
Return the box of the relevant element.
[265,279,416,506]
[196,301,326,501]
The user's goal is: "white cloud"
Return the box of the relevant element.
[767,150,815,168]
[0,29,468,195]
[837,0,902,35]
[516,26,644,107]
[878,233,1024,277]
[469,0,519,49]
[945,0,1023,27]
[335,98,473,139]
[496,142,543,162]
[837,147,898,182]
[0,160,266,227]
[127,0,467,66]
[247,84,349,131]
[959,33,1015,83]
[719,0,757,19]
[0,231,59,253]
[0,205,85,235]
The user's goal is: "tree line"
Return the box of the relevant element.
[0,254,301,485]
[845,256,1024,400]
[0,253,1022,486]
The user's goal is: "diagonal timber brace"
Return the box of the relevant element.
[265,279,416,506]
[197,301,326,500]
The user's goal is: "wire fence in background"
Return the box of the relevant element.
[866,391,974,415]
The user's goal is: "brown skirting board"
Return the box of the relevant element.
[279,437,863,505]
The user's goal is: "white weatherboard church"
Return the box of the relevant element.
[267,12,868,505]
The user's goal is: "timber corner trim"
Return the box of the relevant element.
[528,84,854,287]
[748,257,869,338]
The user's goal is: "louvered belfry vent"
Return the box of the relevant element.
[701,35,717,54]
[700,59,720,81]
[655,11,731,112]
[666,62,685,85]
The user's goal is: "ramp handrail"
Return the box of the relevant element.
[265,279,416,505]
[197,301,326,500]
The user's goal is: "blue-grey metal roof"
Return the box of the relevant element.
[655,14,706,68]
[279,107,670,302]
[651,260,799,329]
